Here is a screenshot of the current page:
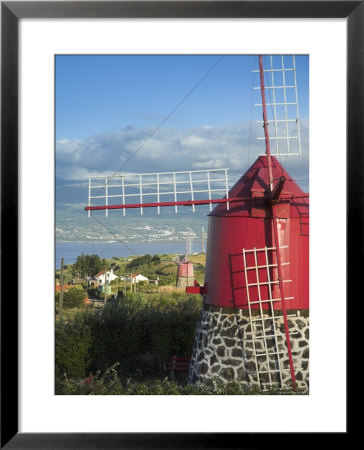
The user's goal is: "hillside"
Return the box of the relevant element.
[55,252,206,287]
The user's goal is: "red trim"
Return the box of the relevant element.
[85,194,309,211]
[186,286,202,294]
[186,280,208,296]
[259,55,274,190]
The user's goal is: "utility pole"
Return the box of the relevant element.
[104,271,108,304]
[59,257,64,320]
[201,226,205,254]
[186,233,192,256]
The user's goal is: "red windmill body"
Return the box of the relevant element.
[176,256,195,288]
[204,155,309,311]
[85,55,309,392]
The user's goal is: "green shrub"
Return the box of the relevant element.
[158,275,176,286]
[55,366,309,395]
[63,287,86,309]
[55,293,202,382]
[55,313,92,379]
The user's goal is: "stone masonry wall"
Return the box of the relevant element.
[176,276,195,288]
[189,305,309,391]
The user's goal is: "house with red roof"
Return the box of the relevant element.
[93,269,119,285]
[127,273,149,284]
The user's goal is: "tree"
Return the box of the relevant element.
[152,255,161,265]
[126,254,153,271]
[74,253,105,278]
[63,287,86,309]
[55,291,60,314]
[55,318,92,379]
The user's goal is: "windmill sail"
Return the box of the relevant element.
[246,54,302,390]
[86,168,230,216]
[253,55,301,157]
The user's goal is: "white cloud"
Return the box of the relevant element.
[181,135,206,147]
[56,120,309,189]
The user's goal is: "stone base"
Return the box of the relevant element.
[188,305,309,392]
[176,277,195,288]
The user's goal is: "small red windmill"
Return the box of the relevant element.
[176,235,195,288]
[85,55,309,391]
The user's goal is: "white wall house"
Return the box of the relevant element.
[128,273,149,284]
[94,269,119,285]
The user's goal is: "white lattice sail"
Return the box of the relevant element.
[253,55,301,157]
[242,245,297,389]
[87,168,230,217]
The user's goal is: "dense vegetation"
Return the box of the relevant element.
[56,362,305,395]
[125,254,161,271]
[55,286,86,311]
[55,293,203,391]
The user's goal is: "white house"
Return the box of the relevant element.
[94,269,119,285]
[127,273,149,284]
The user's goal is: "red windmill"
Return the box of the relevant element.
[85,55,309,392]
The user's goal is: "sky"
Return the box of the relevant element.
[56,54,309,215]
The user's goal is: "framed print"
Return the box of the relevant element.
[1,0,359,447]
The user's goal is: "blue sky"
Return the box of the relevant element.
[56,55,309,213]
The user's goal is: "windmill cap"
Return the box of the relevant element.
[209,155,308,217]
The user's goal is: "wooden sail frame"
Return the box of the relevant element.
[256,54,298,390]
[254,55,302,157]
[86,168,230,216]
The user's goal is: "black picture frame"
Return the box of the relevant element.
[1,1,357,448]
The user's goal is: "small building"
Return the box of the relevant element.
[87,276,100,287]
[128,273,149,284]
[148,277,159,285]
[94,269,119,285]
[97,284,112,295]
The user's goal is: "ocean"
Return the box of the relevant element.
[55,241,199,268]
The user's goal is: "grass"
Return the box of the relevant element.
[56,363,308,396]
[158,286,186,293]
[188,253,206,266]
